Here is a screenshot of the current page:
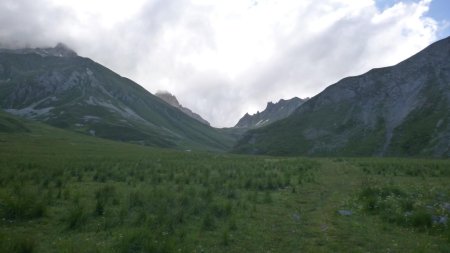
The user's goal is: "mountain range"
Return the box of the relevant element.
[1,37,449,157]
[233,36,450,157]
[0,44,233,151]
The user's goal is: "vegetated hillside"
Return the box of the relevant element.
[235,97,307,129]
[0,44,233,151]
[0,115,449,252]
[155,91,210,126]
[234,36,450,157]
[0,110,29,133]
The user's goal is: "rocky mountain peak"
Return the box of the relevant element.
[51,43,78,57]
[155,91,182,108]
[155,91,210,126]
[0,43,77,57]
[235,97,308,128]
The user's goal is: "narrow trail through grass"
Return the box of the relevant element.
[294,159,450,253]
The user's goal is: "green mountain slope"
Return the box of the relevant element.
[0,45,233,151]
[234,37,450,157]
[0,110,28,133]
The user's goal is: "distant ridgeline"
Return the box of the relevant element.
[1,37,449,157]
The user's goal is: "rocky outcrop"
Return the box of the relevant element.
[0,43,77,57]
[235,97,307,128]
[155,91,210,126]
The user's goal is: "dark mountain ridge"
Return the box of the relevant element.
[235,97,308,129]
[234,36,450,157]
[0,44,233,151]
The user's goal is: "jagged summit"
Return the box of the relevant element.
[155,91,183,108]
[51,43,78,57]
[0,43,77,57]
[155,91,210,126]
[235,97,308,128]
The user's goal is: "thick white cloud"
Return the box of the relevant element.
[0,0,443,127]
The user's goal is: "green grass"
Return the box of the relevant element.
[0,118,449,252]
[0,112,29,133]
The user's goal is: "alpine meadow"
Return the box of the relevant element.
[1,1,450,252]
[1,112,449,252]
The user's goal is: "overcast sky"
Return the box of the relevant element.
[1,0,449,127]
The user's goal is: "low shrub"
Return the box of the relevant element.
[0,189,46,220]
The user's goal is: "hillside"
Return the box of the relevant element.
[234,36,450,157]
[0,44,233,151]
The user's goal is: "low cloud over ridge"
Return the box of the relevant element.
[0,0,444,127]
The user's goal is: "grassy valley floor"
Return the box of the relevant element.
[0,122,449,252]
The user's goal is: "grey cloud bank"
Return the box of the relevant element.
[0,0,444,127]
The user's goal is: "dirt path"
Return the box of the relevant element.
[291,159,360,251]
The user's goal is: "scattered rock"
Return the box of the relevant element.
[337,210,353,216]
[404,211,413,217]
[432,215,448,225]
[292,213,300,221]
[442,203,450,212]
